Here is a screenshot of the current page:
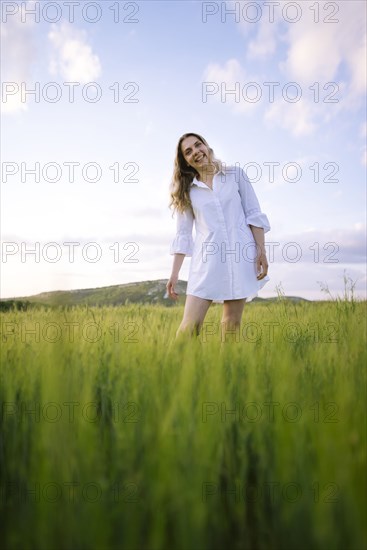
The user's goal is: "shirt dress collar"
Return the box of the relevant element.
[191,167,226,188]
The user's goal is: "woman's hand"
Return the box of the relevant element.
[166,274,179,300]
[255,250,268,280]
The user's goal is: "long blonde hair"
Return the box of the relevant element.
[168,133,223,218]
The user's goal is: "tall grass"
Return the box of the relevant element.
[0,297,366,550]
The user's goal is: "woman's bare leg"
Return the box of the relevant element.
[220,298,246,349]
[176,294,213,339]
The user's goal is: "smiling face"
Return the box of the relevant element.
[181,135,210,171]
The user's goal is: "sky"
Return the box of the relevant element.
[1,0,366,301]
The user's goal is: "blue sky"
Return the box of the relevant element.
[1,0,366,300]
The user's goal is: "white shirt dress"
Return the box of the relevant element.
[169,165,271,303]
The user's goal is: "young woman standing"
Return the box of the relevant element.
[167,132,271,342]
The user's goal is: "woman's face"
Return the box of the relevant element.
[181,136,210,170]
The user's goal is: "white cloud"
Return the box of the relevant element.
[268,2,365,134]
[202,58,260,114]
[278,2,366,97]
[226,1,367,136]
[0,3,102,114]
[279,25,340,85]
[242,0,366,97]
[274,225,366,264]
[203,58,245,85]
[246,8,285,60]
[0,3,36,115]
[347,30,367,97]
[264,96,316,137]
[48,22,101,83]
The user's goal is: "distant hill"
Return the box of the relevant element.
[0,280,311,311]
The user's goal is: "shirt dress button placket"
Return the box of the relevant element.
[214,189,233,298]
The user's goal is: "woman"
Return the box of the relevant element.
[166,132,270,342]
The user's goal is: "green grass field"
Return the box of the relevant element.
[1,298,366,550]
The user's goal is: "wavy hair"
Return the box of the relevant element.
[168,132,223,218]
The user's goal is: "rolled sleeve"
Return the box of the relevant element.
[238,168,271,233]
[169,208,194,256]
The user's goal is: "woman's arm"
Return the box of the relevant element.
[237,168,271,233]
[171,253,185,277]
[249,225,268,280]
[237,167,270,280]
[167,254,185,300]
[167,208,194,299]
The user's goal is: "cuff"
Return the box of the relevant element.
[169,234,194,256]
[246,212,271,233]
